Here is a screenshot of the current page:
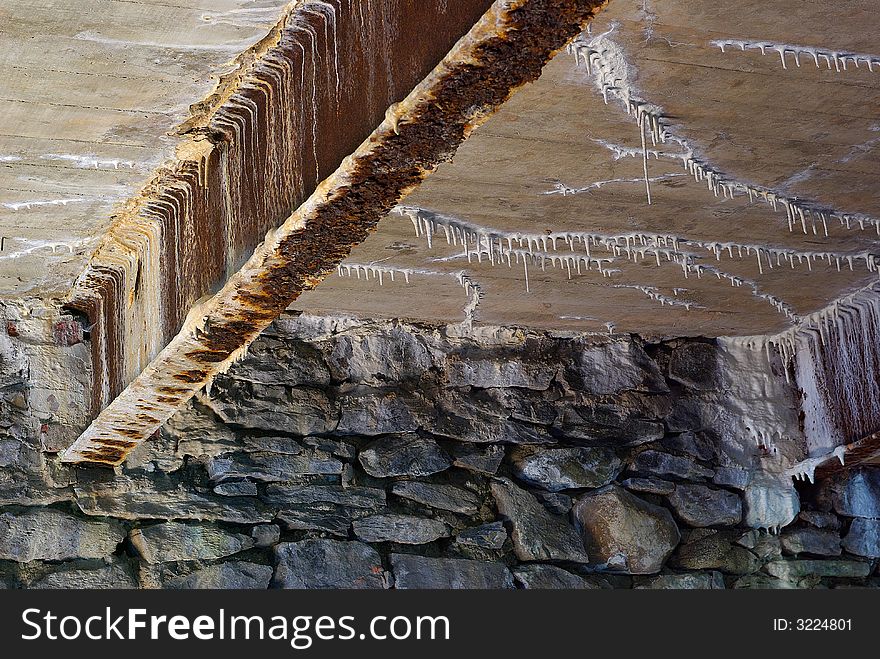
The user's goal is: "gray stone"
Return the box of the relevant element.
[510,446,622,492]
[251,524,281,547]
[512,564,596,589]
[31,561,137,589]
[572,485,680,574]
[207,450,343,483]
[664,397,713,434]
[433,411,551,445]
[669,342,723,391]
[337,391,423,435]
[449,443,504,474]
[447,352,553,390]
[454,522,508,549]
[0,509,125,562]
[667,484,742,527]
[231,335,330,387]
[621,477,675,496]
[781,527,841,556]
[0,439,21,468]
[798,511,841,530]
[491,477,589,563]
[391,481,480,515]
[635,571,725,589]
[328,330,436,385]
[630,450,714,481]
[0,564,18,589]
[743,475,800,531]
[275,508,354,537]
[732,574,810,589]
[712,467,751,490]
[275,540,386,589]
[166,562,273,589]
[266,484,385,537]
[208,383,337,436]
[480,387,559,426]
[842,517,880,558]
[213,481,258,497]
[358,434,451,477]
[241,436,304,455]
[561,403,664,447]
[74,476,274,524]
[672,529,760,575]
[264,484,386,509]
[164,404,240,458]
[833,469,880,518]
[661,431,716,462]
[535,491,572,514]
[564,340,668,395]
[130,522,254,564]
[765,559,871,579]
[736,530,783,560]
[390,554,514,589]
[352,514,450,544]
[303,436,356,459]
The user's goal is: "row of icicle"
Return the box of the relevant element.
[567,28,880,237]
[335,262,483,325]
[712,39,880,73]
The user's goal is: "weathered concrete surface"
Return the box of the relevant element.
[1,0,494,300]
[0,0,293,296]
[296,0,880,339]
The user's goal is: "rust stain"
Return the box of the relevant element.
[172,369,209,383]
[61,0,610,467]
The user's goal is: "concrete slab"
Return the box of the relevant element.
[297,0,880,338]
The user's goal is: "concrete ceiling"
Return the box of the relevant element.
[295,0,880,338]
[0,0,291,296]
[1,0,878,341]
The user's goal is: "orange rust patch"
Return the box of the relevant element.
[173,369,208,383]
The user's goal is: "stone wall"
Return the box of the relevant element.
[1,312,878,588]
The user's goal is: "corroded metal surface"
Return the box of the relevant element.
[815,431,880,479]
[60,0,610,466]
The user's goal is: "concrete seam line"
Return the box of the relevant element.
[60,0,610,467]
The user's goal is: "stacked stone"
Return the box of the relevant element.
[0,313,878,588]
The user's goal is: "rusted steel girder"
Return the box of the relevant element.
[814,430,880,480]
[60,0,610,466]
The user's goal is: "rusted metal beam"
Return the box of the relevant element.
[60,0,610,466]
[65,0,495,419]
[814,430,880,480]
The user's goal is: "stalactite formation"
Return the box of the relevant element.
[559,19,880,475]
[711,38,880,73]
[396,205,880,324]
[336,262,484,325]
[568,26,880,237]
[727,281,880,477]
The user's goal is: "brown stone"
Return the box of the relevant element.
[572,485,680,574]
